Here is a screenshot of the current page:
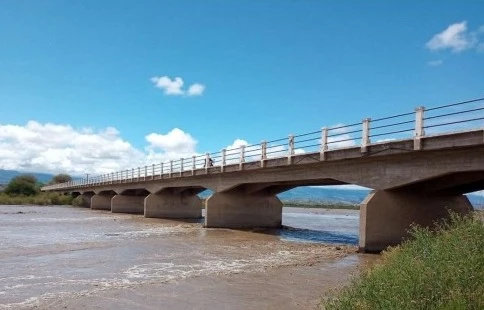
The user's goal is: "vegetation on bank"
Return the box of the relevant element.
[0,173,74,205]
[0,192,74,205]
[322,213,484,309]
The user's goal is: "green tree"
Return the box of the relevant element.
[49,173,72,184]
[5,174,39,196]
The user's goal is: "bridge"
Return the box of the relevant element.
[42,98,484,252]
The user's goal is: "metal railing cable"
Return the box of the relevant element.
[425,97,484,112]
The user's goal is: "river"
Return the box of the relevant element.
[0,205,377,309]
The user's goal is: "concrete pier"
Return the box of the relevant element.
[78,193,94,208]
[359,190,473,253]
[144,191,202,219]
[205,190,283,228]
[91,192,115,211]
[111,194,145,214]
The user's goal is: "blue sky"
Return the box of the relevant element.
[0,1,483,174]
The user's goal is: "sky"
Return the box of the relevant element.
[0,0,483,176]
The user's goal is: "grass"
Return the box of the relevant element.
[0,192,74,205]
[322,212,484,310]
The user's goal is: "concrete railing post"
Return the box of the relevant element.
[221,149,226,172]
[361,118,371,153]
[160,162,164,178]
[110,172,114,184]
[152,164,155,180]
[144,166,147,181]
[131,168,134,181]
[180,158,184,177]
[288,134,295,164]
[169,160,173,178]
[192,156,196,175]
[414,106,425,150]
[320,127,328,161]
[261,141,267,167]
[239,145,245,170]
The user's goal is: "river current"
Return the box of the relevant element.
[0,205,374,310]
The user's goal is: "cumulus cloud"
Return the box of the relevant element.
[0,121,144,175]
[145,128,198,162]
[0,120,359,178]
[150,76,184,95]
[326,124,357,149]
[0,122,202,176]
[221,138,306,164]
[426,21,484,53]
[187,83,205,96]
[150,76,205,97]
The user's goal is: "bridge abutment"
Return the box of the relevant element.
[111,194,146,214]
[91,192,116,211]
[144,191,202,219]
[205,190,282,228]
[359,190,473,253]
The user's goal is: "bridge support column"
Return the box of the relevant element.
[359,190,473,253]
[77,193,94,208]
[111,195,145,214]
[144,192,202,219]
[205,190,283,228]
[91,193,115,211]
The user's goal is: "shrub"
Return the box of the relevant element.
[4,174,39,196]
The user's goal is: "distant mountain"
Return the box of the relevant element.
[0,169,54,184]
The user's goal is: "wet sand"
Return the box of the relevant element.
[0,205,376,309]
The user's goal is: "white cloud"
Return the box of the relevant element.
[150,76,205,97]
[426,21,475,53]
[150,76,184,95]
[426,21,484,55]
[145,128,198,162]
[0,121,145,175]
[427,60,443,67]
[221,138,305,164]
[187,83,205,96]
[326,124,357,149]
[0,122,203,176]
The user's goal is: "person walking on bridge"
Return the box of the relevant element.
[205,156,214,167]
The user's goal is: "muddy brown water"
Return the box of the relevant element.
[0,205,378,309]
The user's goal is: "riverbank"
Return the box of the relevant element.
[322,212,484,309]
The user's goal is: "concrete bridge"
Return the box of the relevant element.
[42,98,484,252]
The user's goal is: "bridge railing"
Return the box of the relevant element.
[42,97,484,191]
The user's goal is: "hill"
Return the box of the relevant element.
[0,169,54,185]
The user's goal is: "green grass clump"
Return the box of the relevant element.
[322,213,484,310]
